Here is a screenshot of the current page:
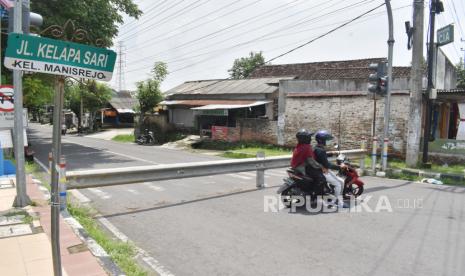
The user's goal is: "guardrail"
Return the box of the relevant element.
[66,149,366,190]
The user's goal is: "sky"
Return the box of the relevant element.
[112,0,465,92]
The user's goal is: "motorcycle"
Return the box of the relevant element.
[336,154,364,198]
[136,129,156,145]
[277,167,335,208]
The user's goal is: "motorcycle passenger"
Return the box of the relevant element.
[290,129,315,175]
[314,130,346,208]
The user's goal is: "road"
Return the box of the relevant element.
[29,124,465,276]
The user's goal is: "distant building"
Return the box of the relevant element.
[100,90,138,127]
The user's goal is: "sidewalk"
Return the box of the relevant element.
[0,176,107,276]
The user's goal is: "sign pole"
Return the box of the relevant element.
[12,0,31,207]
[51,76,64,276]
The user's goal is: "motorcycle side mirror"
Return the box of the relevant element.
[334,144,339,150]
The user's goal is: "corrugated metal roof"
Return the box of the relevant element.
[164,77,294,96]
[191,101,271,110]
[159,100,258,106]
[108,91,138,111]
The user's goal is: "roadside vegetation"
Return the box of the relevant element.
[26,160,147,275]
[67,204,147,276]
[364,156,465,175]
[193,140,292,158]
[112,134,135,143]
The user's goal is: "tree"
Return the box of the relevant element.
[65,80,112,131]
[228,51,265,79]
[457,61,465,89]
[136,62,168,132]
[31,0,142,47]
[23,74,54,122]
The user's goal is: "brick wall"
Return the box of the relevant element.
[283,94,410,155]
[212,118,278,144]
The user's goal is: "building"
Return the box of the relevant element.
[249,58,412,153]
[100,90,138,127]
[161,77,293,142]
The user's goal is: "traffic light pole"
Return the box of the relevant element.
[422,0,438,165]
[381,0,394,171]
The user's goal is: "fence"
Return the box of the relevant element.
[66,149,366,190]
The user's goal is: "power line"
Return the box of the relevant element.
[124,0,377,74]
[119,0,198,40]
[164,2,386,93]
[168,3,412,67]
[126,0,372,67]
[119,0,170,32]
[126,0,348,59]
[445,0,465,37]
[123,0,265,52]
[125,0,284,53]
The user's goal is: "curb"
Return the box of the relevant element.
[30,160,124,276]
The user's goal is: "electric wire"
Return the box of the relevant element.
[125,0,374,67]
[161,2,386,94]
[120,0,213,41]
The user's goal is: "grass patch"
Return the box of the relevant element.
[195,140,292,158]
[67,204,147,276]
[386,172,421,182]
[364,155,465,175]
[112,134,135,143]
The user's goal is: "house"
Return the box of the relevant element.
[100,90,138,127]
[161,77,294,142]
[249,54,463,159]
[249,58,412,153]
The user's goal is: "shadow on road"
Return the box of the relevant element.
[102,185,281,219]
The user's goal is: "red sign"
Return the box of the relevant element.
[212,126,229,141]
[0,85,14,112]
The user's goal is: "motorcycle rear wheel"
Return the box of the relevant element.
[351,184,364,197]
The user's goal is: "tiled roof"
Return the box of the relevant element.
[249,58,411,80]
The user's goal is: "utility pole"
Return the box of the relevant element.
[12,0,31,207]
[422,0,443,165]
[381,0,394,171]
[406,0,425,167]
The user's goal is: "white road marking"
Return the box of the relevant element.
[227,173,252,180]
[143,182,166,191]
[266,170,288,177]
[70,190,91,203]
[87,188,111,200]
[34,157,50,173]
[104,150,160,165]
[96,216,175,276]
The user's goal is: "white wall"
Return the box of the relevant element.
[170,108,195,128]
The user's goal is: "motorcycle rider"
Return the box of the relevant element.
[290,129,315,175]
[314,130,346,208]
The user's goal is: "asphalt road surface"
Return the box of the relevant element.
[29,124,465,276]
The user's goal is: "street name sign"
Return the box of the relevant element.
[4,33,117,81]
[437,24,454,46]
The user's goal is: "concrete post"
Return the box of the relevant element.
[405,0,425,167]
[256,169,265,188]
[48,152,52,172]
[371,137,377,172]
[12,0,31,207]
[360,138,366,170]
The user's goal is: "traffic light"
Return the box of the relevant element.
[367,62,388,96]
[4,0,43,34]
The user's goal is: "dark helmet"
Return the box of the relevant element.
[315,130,333,145]
[296,129,313,144]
